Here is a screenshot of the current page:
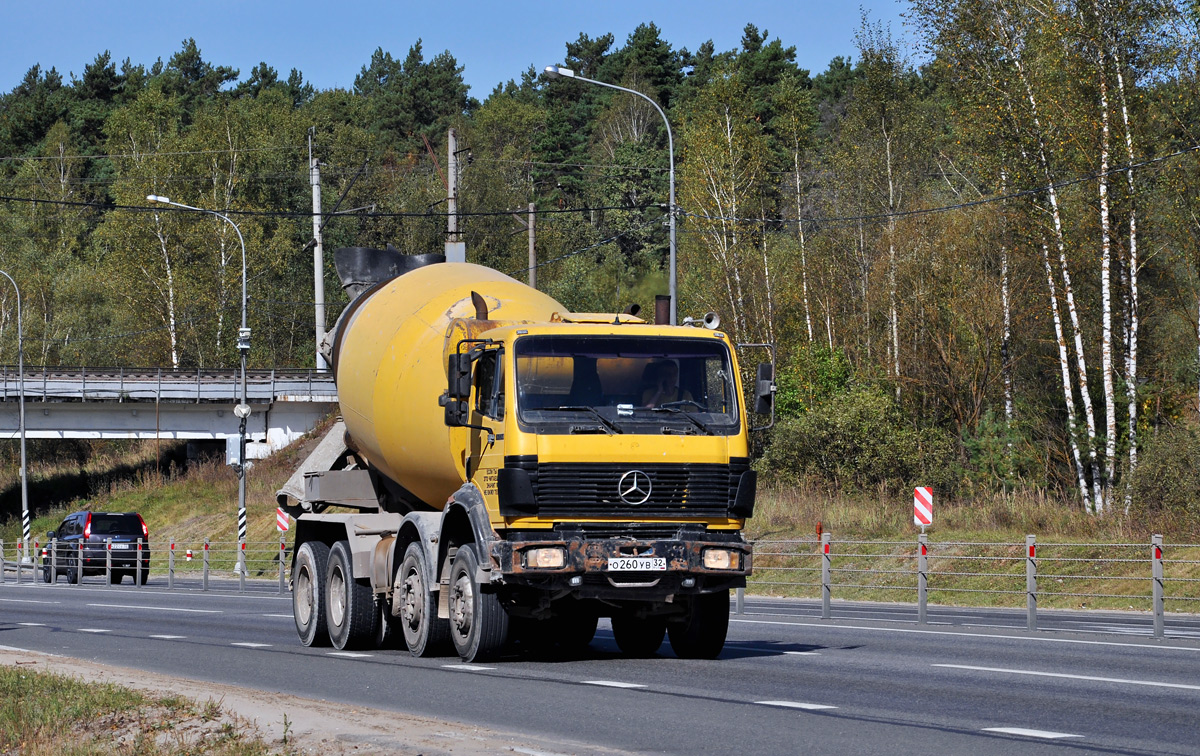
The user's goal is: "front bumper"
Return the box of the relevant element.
[491,535,752,599]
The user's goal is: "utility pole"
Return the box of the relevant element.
[528,202,536,290]
[309,129,328,372]
[445,128,466,263]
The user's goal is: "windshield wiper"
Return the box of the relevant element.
[536,406,621,434]
[648,404,715,435]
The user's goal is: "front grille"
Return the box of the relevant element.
[529,461,735,518]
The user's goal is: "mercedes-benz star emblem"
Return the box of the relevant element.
[618,470,652,505]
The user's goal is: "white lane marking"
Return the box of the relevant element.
[87,603,221,614]
[0,598,60,605]
[756,700,838,711]
[263,614,293,618]
[231,642,271,648]
[513,748,574,756]
[149,634,186,640]
[78,629,110,633]
[983,727,1082,739]
[17,623,45,627]
[582,681,647,689]
[934,664,1200,691]
[729,618,1200,652]
[784,651,821,656]
[442,664,496,671]
[328,651,372,658]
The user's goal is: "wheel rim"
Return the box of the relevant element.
[329,565,347,627]
[401,565,423,632]
[450,571,474,640]
[296,565,313,626]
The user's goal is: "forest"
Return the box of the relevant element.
[1,0,1199,518]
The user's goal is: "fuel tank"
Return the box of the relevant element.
[331,261,563,508]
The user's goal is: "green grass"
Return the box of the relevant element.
[0,666,281,755]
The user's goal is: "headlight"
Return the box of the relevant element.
[525,547,566,569]
[703,549,740,570]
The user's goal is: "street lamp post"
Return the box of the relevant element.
[146,196,250,548]
[0,270,29,561]
[544,65,678,325]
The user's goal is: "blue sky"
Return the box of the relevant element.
[0,1,911,98]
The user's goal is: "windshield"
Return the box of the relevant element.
[514,335,739,435]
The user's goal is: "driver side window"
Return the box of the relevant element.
[474,351,504,421]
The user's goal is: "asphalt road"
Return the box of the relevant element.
[2,580,1198,755]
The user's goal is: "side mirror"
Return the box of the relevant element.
[441,397,468,427]
[754,362,775,415]
[447,353,472,399]
[47,530,56,540]
[440,351,473,427]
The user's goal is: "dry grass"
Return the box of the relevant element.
[748,482,1200,611]
[0,665,284,755]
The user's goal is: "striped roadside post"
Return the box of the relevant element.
[914,487,933,532]
[21,510,30,562]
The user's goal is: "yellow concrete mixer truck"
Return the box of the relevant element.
[277,246,774,662]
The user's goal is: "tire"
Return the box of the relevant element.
[611,613,666,657]
[667,590,730,659]
[326,540,379,650]
[66,564,80,585]
[42,565,52,584]
[448,544,509,662]
[555,608,599,653]
[293,540,331,647]
[109,570,123,585]
[137,566,149,586]
[395,542,449,657]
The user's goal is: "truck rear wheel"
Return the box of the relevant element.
[667,590,730,659]
[556,608,599,652]
[396,542,449,656]
[611,614,665,657]
[294,540,331,647]
[448,544,509,662]
[327,540,379,650]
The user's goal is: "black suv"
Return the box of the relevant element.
[42,511,150,585]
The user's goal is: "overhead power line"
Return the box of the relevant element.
[684,143,1200,226]
[507,217,661,275]
[0,193,658,219]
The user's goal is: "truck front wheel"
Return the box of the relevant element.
[327,540,379,650]
[667,590,730,659]
[294,541,331,647]
[396,542,449,656]
[448,544,509,662]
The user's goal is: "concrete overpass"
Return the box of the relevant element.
[0,366,338,458]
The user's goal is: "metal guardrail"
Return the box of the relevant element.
[6,532,1197,638]
[0,537,289,595]
[742,532,1198,638]
[0,365,337,403]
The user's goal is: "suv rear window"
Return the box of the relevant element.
[90,514,143,536]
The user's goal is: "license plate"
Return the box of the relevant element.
[111,544,131,550]
[607,557,666,572]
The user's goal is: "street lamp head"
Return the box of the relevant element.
[146,194,171,204]
[544,65,575,79]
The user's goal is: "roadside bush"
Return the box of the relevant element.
[757,385,958,493]
[774,345,853,418]
[1128,422,1200,516]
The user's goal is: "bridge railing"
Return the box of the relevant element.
[0,365,336,402]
